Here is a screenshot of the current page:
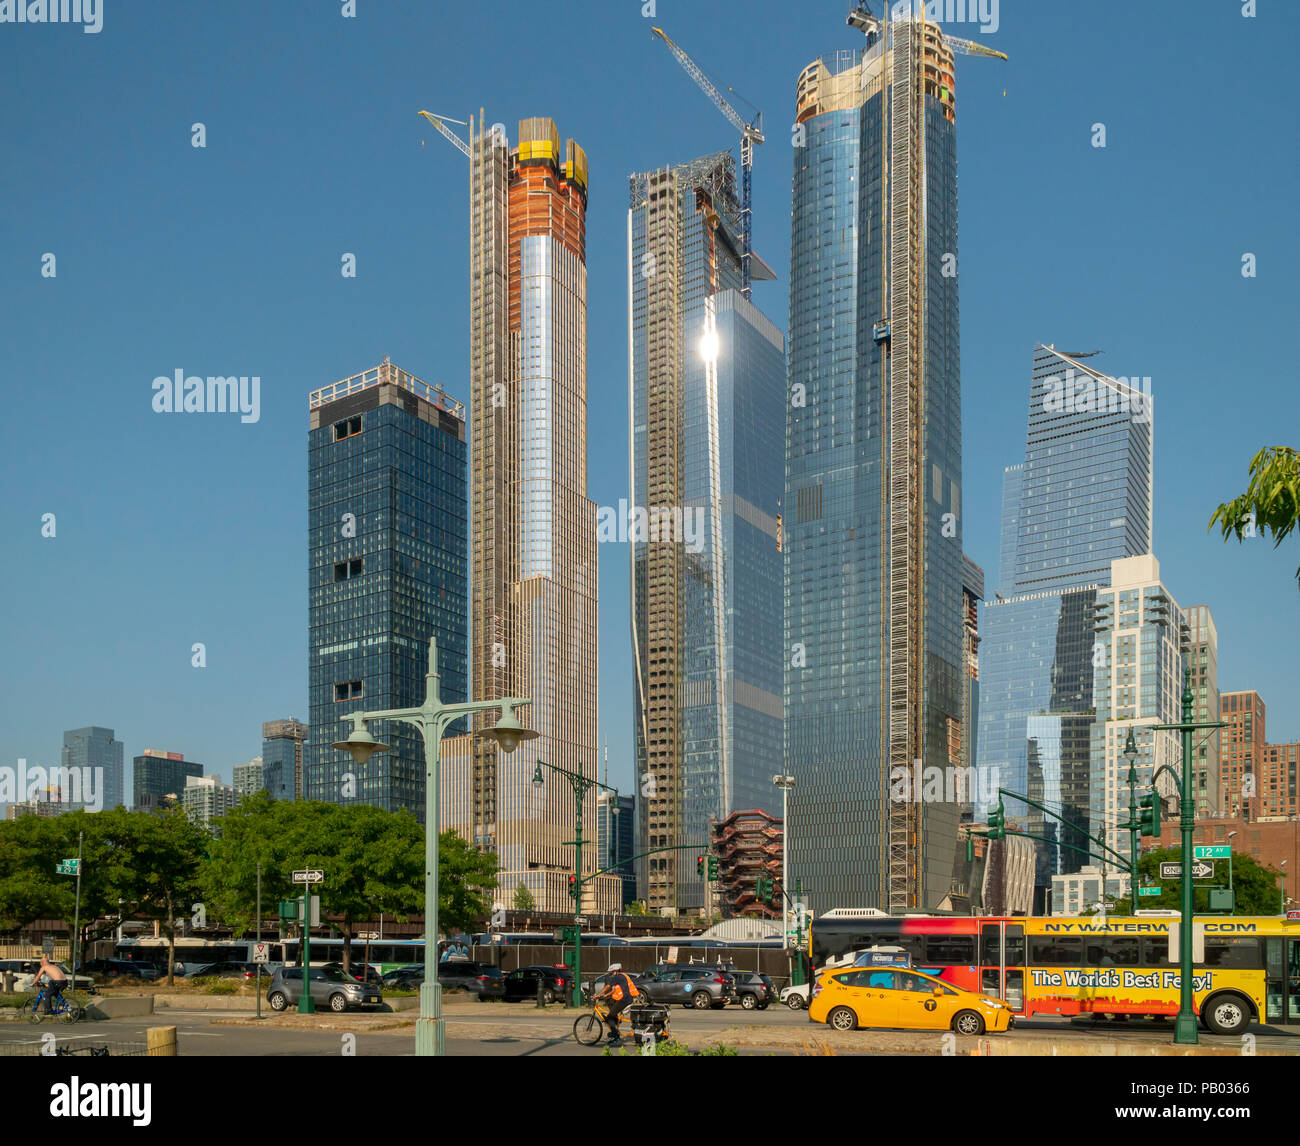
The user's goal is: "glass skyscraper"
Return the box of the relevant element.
[784,15,967,913]
[977,345,1154,885]
[133,750,202,809]
[629,152,786,914]
[261,718,307,801]
[305,359,468,819]
[61,726,124,812]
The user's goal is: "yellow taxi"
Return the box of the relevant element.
[808,966,1013,1035]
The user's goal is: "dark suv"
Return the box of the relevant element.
[438,961,505,1001]
[502,965,574,1004]
[726,970,776,1010]
[637,964,734,1010]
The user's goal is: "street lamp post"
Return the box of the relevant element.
[1123,729,1140,913]
[1227,830,1237,907]
[1281,860,1288,914]
[333,635,536,1057]
[533,760,617,1006]
[1153,668,1229,1046]
[772,775,795,951]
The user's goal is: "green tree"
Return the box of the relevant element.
[438,831,498,934]
[1210,445,1300,588]
[115,809,209,985]
[1109,847,1282,916]
[512,883,535,912]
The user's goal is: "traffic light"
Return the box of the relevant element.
[756,875,773,904]
[567,875,578,900]
[696,855,706,878]
[1138,791,1161,837]
[987,800,1006,841]
[707,856,719,881]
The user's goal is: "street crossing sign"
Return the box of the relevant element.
[252,942,271,963]
[292,869,324,884]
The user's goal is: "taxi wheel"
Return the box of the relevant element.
[826,1006,858,1032]
[952,1010,985,1036]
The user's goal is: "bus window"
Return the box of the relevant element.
[1030,936,1083,966]
[923,935,975,965]
[1085,937,1140,967]
[1141,937,1171,965]
[1004,925,1025,967]
[1203,937,1260,970]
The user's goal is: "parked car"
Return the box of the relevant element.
[636,963,734,1010]
[190,961,260,980]
[502,965,574,1004]
[13,961,98,993]
[781,982,810,1010]
[77,958,158,982]
[727,971,776,1010]
[321,961,383,986]
[382,965,424,989]
[265,966,384,1013]
[438,961,505,1001]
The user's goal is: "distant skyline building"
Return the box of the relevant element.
[440,115,615,913]
[784,13,970,912]
[977,344,1155,885]
[182,774,238,827]
[961,557,984,775]
[262,718,308,801]
[1183,605,1221,819]
[596,790,637,909]
[61,726,124,812]
[1221,691,1299,820]
[232,757,264,799]
[1091,555,1186,860]
[133,750,202,810]
[628,150,786,914]
[305,359,468,819]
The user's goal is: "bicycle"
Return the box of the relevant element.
[20,984,84,1024]
[573,998,670,1048]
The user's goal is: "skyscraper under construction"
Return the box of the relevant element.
[441,115,617,913]
[785,10,999,912]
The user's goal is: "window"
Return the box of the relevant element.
[334,416,362,441]
[1085,937,1141,967]
[1030,937,1083,966]
[334,680,364,702]
[924,935,975,964]
[333,558,364,581]
[1203,937,1259,970]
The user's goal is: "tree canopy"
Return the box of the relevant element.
[1210,445,1299,588]
[1106,846,1284,916]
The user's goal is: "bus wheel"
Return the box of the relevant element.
[952,1010,985,1036]
[826,1006,858,1032]
[1203,993,1251,1036]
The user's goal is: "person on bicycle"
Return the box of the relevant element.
[36,956,67,1014]
[594,964,639,1045]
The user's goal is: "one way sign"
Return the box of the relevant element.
[1159,860,1214,881]
[292,869,325,884]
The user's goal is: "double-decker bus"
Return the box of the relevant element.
[810,911,1300,1034]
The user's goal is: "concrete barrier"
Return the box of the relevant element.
[147,1025,177,1056]
[152,994,256,1011]
[85,995,155,1021]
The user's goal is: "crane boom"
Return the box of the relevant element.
[418,110,470,158]
[651,26,764,297]
[944,34,1008,62]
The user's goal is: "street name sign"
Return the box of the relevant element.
[1195,846,1231,859]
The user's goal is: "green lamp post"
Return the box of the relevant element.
[333,635,536,1057]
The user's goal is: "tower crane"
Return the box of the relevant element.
[418,110,470,158]
[651,27,764,298]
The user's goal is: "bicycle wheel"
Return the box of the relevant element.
[25,999,44,1024]
[60,1002,84,1024]
[573,1013,605,1047]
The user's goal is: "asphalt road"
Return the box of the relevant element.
[2,1003,1297,1057]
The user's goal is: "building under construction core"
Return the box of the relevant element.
[785,10,997,913]
[440,115,618,913]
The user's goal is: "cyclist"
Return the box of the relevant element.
[35,956,68,1014]
[594,964,639,1045]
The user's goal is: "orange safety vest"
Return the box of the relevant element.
[609,973,639,1003]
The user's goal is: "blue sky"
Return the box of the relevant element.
[2,0,1297,803]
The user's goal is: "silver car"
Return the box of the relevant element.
[266,966,383,1013]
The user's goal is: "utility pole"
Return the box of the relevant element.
[255,862,263,1021]
[1153,669,1229,1045]
[71,831,83,984]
